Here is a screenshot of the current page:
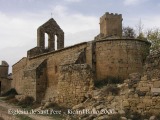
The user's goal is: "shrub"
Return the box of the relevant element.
[0,117,4,120]
[124,110,142,120]
[103,85,120,95]
[7,98,19,104]
[136,90,146,96]
[3,94,15,101]
[156,113,160,120]
[107,114,121,120]
[17,96,34,108]
[142,112,153,119]
[16,115,33,120]
[95,76,123,88]
[130,112,142,120]
[1,88,18,97]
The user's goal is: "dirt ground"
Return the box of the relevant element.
[0,98,59,120]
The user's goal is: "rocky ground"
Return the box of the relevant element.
[39,73,160,120]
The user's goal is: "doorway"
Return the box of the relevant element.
[0,81,1,95]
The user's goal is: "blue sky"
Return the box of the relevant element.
[0,0,160,72]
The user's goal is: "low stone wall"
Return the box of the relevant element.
[144,49,160,79]
[119,74,160,114]
[69,73,160,119]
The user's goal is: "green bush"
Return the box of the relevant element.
[156,113,160,120]
[103,85,120,95]
[107,114,121,120]
[0,117,4,120]
[1,88,18,97]
[18,96,34,108]
[131,112,142,120]
[7,97,19,104]
[95,76,123,88]
[16,114,33,120]
[142,112,153,119]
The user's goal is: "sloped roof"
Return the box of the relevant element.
[37,18,63,33]
[24,59,46,71]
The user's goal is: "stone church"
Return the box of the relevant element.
[8,12,150,107]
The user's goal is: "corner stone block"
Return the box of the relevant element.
[122,100,130,107]
[151,88,160,93]
[153,81,160,88]
[140,87,150,92]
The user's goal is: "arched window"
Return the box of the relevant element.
[55,35,57,50]
[45,33,48,49]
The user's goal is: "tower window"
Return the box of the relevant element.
[45,33,48,49]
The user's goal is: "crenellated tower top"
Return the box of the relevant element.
[99,12,123,39]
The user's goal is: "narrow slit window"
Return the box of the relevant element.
[55,35,57,50]
[55,66,58,73]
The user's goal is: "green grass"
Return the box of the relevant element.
[16,114,33,120]
[0,117,4,120]
[0,106,7,111]
[50,114,65,120]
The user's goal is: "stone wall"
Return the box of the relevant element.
[56,64,94,107]
[22,59,47,102]
[13,42,93,103]
[28,42,90,92]
[12,57,27,94]
[95,39,150,81]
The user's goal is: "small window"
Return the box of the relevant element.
[55,66,58,73]
[55,35,57,50]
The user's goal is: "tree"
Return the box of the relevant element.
[122,26,136,38]
[136,19,146,39]
[146,28,160,51]
[123,20,160,51]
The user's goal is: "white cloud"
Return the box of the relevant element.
[51,5,99,35]
[123,0,147,6]
[50,5,99,47]
[0,5,99,72]
[65,29,98,46]
[124,15,160,29]
[0,12,39,49]
[64,0,82,2]
[142,16,160,29]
